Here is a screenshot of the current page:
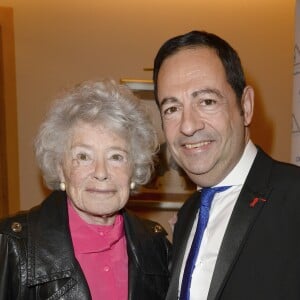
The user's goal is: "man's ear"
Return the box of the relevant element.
[241,85,254,126]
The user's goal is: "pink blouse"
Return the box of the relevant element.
[68,200,128,300]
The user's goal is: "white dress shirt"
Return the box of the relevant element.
[178,140,257,300]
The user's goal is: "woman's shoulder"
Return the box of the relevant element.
[123,209,171,266]
[0,191,65,238]
[0,210,29,239]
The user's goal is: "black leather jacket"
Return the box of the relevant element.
[0,191,171,299]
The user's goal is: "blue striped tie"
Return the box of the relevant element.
[179,186,231,300]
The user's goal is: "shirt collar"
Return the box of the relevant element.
[218,140,257,187]
[68,199,125,254]
[197,140,257,190]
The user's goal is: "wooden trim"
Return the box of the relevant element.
[0,7,19,217]
[0,26,8,218]
[127,192,186,210]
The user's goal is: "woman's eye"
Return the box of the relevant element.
[111,154,123,161]
[77,153,89,161]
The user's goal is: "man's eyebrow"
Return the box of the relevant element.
[191,88,223,98]
[160,88,224,108]
[160,97,179,108]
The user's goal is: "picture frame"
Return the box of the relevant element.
[120,79,196,211]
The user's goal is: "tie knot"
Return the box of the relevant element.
[200,186,231,208]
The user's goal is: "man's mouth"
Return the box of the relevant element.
[184,141,211,149]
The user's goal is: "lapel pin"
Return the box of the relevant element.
[249,197,267,208]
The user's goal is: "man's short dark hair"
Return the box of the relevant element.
[153,30,246,103]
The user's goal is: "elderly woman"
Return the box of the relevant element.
[0,79,171,300]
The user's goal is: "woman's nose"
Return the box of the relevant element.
[93,158,109,181]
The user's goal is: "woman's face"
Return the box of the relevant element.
[58,121,133,225]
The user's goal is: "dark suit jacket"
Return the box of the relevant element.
[167,148,300,300]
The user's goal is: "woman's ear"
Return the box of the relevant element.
[57,164,65,182]
[241,85,254,126]
[57,164,66,191]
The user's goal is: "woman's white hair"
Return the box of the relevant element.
[35,79,158,190]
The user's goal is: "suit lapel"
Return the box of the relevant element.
[166,192,200,300]
[208,149,274,300]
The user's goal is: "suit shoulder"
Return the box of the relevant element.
[271,159,300,184]
[256,149,300,185]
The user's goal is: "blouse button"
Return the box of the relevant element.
[103,266,110,272]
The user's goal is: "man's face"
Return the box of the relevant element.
[156,47,253,186]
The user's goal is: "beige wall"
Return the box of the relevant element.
[0,0,295,225]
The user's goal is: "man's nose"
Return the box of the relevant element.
[180,105,205,136]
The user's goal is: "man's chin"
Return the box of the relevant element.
[181,162,211,176]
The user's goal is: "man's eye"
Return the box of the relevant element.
[163,106,178,115]
[202,99,217,106]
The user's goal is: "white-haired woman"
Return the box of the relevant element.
[0,79,171,300]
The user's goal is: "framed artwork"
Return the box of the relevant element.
[121,79,196,210]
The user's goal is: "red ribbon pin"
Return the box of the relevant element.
[249,197,267,208]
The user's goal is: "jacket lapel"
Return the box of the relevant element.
[27,192,76,285]
[208,149,274,300]
[166,192,200,300]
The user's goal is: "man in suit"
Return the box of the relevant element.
[153,30,300,300]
